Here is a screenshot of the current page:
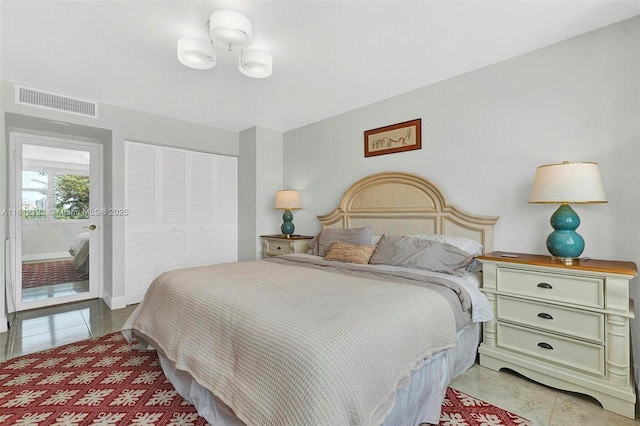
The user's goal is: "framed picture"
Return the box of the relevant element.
[364,118,422,157]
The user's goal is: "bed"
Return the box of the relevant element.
[69,231,90,274]
[122,171,499,425]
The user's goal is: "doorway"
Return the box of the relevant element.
[9,132,103,312]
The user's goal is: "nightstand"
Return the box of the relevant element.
[260,234,314,258]
[477,252,637,418]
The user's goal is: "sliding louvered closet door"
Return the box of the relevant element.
[124,142,158,304]
[188,151,214,267]
[160,147,188,274]
[125,141,237,304]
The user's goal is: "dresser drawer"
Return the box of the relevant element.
[497,322,604,377]
[497,296,604,343]
[497,268,603,308]
[265,240,291,254]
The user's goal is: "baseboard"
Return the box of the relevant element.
[22,252,71,262]
[635,363,639,407]
[102,294,126,310]
[0,315,8,333]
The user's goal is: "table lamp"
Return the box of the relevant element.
[274,190,302,238]
[528,161,607,264]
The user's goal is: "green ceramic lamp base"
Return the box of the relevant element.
[281,209,295,237]
[546,204,585,260]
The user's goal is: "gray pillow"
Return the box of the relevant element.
[307,226,372,256]
[369,233,474,276]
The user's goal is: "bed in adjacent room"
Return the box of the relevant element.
[68,231,90,274]
[122,171,499,425]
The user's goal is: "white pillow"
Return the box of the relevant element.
[370,234,482,256]
[409,234,483,256]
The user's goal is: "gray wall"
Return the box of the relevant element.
[238,126,284,260]
[283,17,640,382]
[238,127,259,261]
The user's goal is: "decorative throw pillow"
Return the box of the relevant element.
[307,226,373,256]
[369,233,474,276]
[324,242,377,264]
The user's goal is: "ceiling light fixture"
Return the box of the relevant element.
[239,49,273,79]
[177,10,272,78]
[177,37,216,69]
[209,10,252,51]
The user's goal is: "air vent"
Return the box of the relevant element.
[15,85,98,118]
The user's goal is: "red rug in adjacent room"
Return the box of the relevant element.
[0,333,531,425]
[22,259,89,288]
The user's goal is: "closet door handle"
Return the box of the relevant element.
[537,313,553,320]
[537,282,553,289]
[537,342,554,350]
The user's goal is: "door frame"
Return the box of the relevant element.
[8,131,104,312]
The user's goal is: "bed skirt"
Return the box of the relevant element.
[158,322,481,426]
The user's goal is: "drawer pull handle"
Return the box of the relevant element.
[537,313,554,320]
[277,246,282,250]
[537,282,553,289]
[537,342,554,350]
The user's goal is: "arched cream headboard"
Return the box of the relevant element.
[317,171,499,253]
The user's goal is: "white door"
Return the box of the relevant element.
[9,132,103,312]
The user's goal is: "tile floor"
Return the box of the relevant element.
[21,280,90,303]
[450,364,639,425]
[0,298,137,362]
[0,299,638,425]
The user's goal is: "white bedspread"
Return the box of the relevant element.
[69,231,89,273]
[123,259,458,426]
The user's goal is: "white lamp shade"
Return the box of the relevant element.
[177,37,216,69]
[528,161,608,204]
[239,48,273,78]
[209,10,252,50]
[274,190,302,210]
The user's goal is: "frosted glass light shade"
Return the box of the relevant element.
[210,10,252,50]
[528,162,607,204]
[177,37,216,69]
[274,190,302,210]
[239,49,273,78]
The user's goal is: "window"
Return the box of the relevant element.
[54,173,90,219]
[22,171,48,219]
[22,170,89,220]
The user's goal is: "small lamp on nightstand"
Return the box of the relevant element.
[528,161,607,264]
[274,189,302,238]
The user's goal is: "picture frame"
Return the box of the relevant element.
[364,118,422,157]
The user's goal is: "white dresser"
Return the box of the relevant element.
[478,252,637,419]
[260,235,313,258]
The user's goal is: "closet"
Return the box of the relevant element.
[125,141,237,304]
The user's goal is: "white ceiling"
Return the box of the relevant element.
[1,1,638,133]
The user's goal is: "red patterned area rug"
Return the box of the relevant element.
[440,388,531,426]
[0,333,531,426]
[22,259,89,288]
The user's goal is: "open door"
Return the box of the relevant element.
[9,132,103,312]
